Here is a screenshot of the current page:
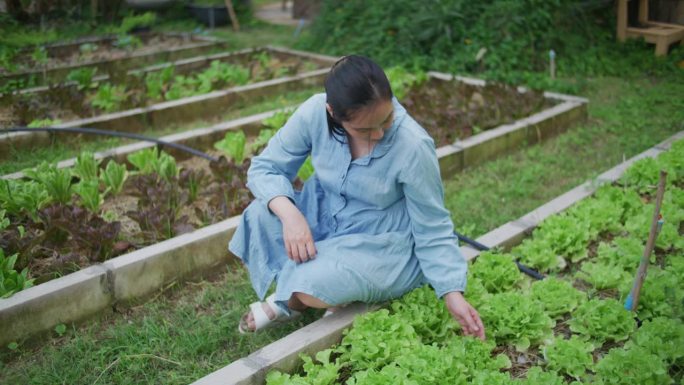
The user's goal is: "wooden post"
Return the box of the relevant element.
[627,170,667,312]
[224,0,240,32]
[638,0,649,25]
[617,0,628,41]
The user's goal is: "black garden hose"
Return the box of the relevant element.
[454,230,545,280]
[1,126,219,162]
[4,126,546,281]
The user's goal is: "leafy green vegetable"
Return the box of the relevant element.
[479,291,554,351]
[624,317,684,365]
[23,162,74,205]
[347,363,418,385]
[27,118,61,128]
[511,238,562,273]
[92,84,127,112]
[127,147,159,175]
[391,284,458,344]
[297,157,315,182]
[595,237,645,273]
[575,261,630,290]
[214,130,247,164]
[625,203,684,250]
[393,343,469,385]
[74,179,103,213]
[542,336,594,380]
[0,179,50,217]
[119,12,157,33]
[337,309,420,370]
[568,298,636,345]
[529,277,585,319]
[100,161,128,196]
[523,367,565,385]
[385,66,427,100]
[593,346,671,385]
[263,110,294,130]
[66,67,97,90]
[619,268,684,319]
[0,248,34,298]
[442,336,511,378]
[144,66,174,101]
[469,251,522,294]
[72,151,100,182]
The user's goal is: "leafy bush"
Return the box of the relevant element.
[511,238,562,273]
[66,68,98,90]
[479,291,554,351]
[72,151,100,182]
[625,203,684,250]
[23,162,74,205]
[266,349,340,385]
[384,66,427,100]
[568,298,635,345]
[100,161,128,196]
[0,179,50,217]
[73,179,103,213]
[529,277,585,319]
[593,346,671,385]
[442,336,511,378]
[469,251,522,294]
[215,130,248,164]
[542,336,594,380]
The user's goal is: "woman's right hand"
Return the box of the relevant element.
[269,196,317,263]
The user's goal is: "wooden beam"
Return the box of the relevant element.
[224,0,240,32]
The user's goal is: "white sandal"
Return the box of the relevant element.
[238,294,301,334]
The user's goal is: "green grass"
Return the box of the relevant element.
[2,74,682,384]
[0,263,323,384]
[0,87,320,175]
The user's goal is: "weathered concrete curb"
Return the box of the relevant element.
[0,33,226,88]
[188,130,684,385]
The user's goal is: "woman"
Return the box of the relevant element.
[229,55,485,340]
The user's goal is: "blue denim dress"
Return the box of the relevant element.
[228,93,468,313]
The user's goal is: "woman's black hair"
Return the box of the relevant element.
[324,55,393,141]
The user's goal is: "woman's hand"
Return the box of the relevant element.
[269,196,317,263]
[444,291,485,340]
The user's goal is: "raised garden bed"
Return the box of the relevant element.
[0,32,227,90]
[190,131,684,385]
[0,72,588,346]
[0,47,336,161]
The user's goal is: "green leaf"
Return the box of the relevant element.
[214,130,247,164]
[100,161,128,196]
[72,151,100,182]
[54,323,67,336]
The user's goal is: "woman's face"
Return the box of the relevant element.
[328,100,394,143]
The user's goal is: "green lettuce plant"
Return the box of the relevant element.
[72,151,100,182]
[74,179,103,213]
[262,110,294,130]
[391,284,458,344]
[592,347,670,385]
[127,147,159,175]
[336,309,420,371]
[523,367,566,385]
[0,179,50,217]
[595,237,645,273]
[442,336,511,378]
[542,336,594,380]
[575,261,630,290]
[346,363,418,385]
[619,268,684,319]
[0,249,34,298]
[529,277,585,319]
[469,251,522,294]
[625,203,684,250]
[214,130,247,164]
[511,238,563,273]
[384,66,427,100]
[393,343,469,385]
[568,298,636,345]
[100,161,128,196]
[250,128,276,155]
[145,66,174,100]
[24,162,74,205]
[479,291,555,351]
[266,348,341,385]
[624,317,684,365]
[66,67,97,90]
[92,84,127,112]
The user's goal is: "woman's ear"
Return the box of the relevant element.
[325,103,334,117]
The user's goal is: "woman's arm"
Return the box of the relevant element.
[399,138,485,340]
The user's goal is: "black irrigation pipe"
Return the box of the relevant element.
[2,126,220,162]
[454,230,545,280]
[6,126,545,281]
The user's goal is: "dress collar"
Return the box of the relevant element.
[348,97,406,166]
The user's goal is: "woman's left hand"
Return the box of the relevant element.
[444,291,486,340]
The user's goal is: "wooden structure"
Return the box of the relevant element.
[617,0,684,56]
